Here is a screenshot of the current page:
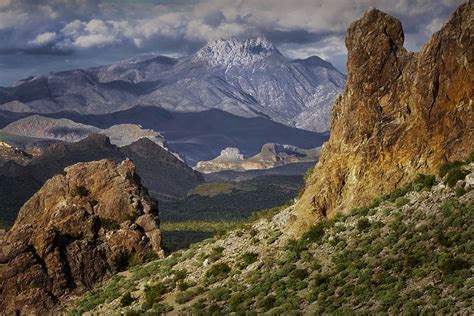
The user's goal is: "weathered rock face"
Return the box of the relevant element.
[289,2,473,235]
[0,159,163,314]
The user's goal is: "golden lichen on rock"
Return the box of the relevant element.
[287,2,474,236]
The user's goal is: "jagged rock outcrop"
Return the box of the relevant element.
[196,143,319,173]
[289,2,473,235]
[0,159,163,314]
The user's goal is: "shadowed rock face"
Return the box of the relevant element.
[289,2,473,235]
[0,159,163,314]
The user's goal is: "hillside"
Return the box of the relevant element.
[69,158,473,314]
[291,2,473,235]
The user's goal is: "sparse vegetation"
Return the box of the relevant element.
[70,155,473,315]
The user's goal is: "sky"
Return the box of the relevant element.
[0,0,464,86]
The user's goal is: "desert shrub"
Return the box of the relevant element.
[207,246,224,262]
[439,161,464,178]
[175,286,204,304]
[267,230,282,244]
[351,207,370,216]
[357,218,371,231]
[290,268,308,280]
[413,174,437,191]
[149,303,173,314]
[240,252,258,268]
[209,286,231,302]
[257,294,276,311]
[439,257,470,275]
[302,222,326,243]
[386,183,413,202]
[467,151,474,163]
[395,197,410,207]
[444,168,469,187]
[89,199,98,207]
[120,292,135,307]
[142,283,167,310]
[206,262,231,281]
[173,269,187,282]
[74,185,90,197]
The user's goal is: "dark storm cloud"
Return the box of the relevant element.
[0,0,465,85]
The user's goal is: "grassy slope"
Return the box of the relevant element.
[69,159,473,315]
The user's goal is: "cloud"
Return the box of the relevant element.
[28,32,57,46]
[0,0,465,85]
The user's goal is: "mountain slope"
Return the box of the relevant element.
[290,3,474,235]
[69,160,474,314]
[0,37,344,132]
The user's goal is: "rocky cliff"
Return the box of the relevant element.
[0,159,163,314]
[289,2,473,235]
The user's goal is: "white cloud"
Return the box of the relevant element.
[282,36,347,60]
[28,32,57,46]
[74,33,118,48]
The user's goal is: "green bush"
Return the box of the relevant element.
[257,294,276,311]
[206,262,231,281]
[395,197,410,207]
[302,222,326,242]
[439,258,470,275]
[444,168,469,187]
[207,246,224,262]
[413,174,437,191]
[289,268,308,280]
[120,292,135,307]
[439,161,464,178]
[357,218,371,231]
[141,283,167,311]
[209,286,231,301]
[351,207,370,216]
[240,252,258,268]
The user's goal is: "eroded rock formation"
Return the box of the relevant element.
[0,159,163,314]
[289,2,473,235]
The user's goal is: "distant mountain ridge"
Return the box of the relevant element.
[0,134,203,227]
[0,36,344,132]
[196,143,320,173]
[2,115,167,147]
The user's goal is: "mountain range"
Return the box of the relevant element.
[0,37,344,133]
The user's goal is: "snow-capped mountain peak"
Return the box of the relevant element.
[193,36,281,67]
